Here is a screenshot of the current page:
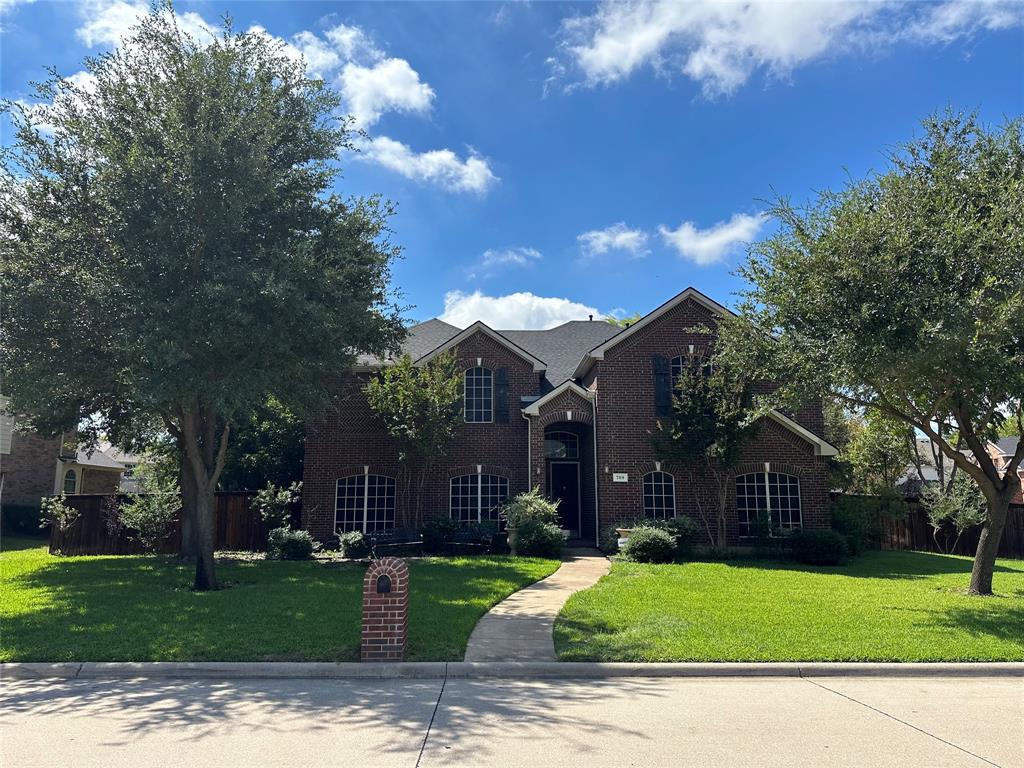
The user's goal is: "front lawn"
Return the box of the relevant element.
[0,538,558,662]
[555,551,1024,662]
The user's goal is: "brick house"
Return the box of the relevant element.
[302,287,838,546]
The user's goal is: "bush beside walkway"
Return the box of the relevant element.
[555,551,1024,662]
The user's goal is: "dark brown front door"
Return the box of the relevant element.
[550,462,580,534]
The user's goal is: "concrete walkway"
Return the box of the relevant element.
[463,548,610,662]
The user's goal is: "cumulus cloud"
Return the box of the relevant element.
[577,222,649,257]
[361,137,498,195]
[76,0,213,48]
[341,58,435,128]
[659,212,766,265]
[557,0,1023,97]
[468,247,542,279]
[440,291,602,330]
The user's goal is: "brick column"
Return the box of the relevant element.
[361,557,409,662]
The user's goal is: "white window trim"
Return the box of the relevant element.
[736,470,802,537]
[450,469,508,523]
[642,470,676,519]
[464,366,494,424]
[335,469,396,533]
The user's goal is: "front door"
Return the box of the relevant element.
[549,462,580,535]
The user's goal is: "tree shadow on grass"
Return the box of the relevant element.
[713,550,1023,580]
[921,603,1024,645]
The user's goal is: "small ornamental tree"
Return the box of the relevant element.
[922,474,987,555]
[364,352,463,527]
[652,352,758,553]
[0,5,404,589]
[719,112,1023,594]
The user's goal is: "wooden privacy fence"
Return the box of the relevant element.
[49,492,294,556]
[873,498,1024,559]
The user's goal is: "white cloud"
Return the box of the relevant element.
[659,212,766,265]
[481,247,542,268]
[341,58,435,128]
[325,23,382,61]
[440,291,602,330]
[577,222,649,257]
[362,137,498,194]
[558,0,1023,97]
[76,0,213,48]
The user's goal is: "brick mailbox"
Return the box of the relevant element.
[361,557,409,662]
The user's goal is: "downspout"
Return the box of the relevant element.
[591,393,600,547]
[522,410,532,493]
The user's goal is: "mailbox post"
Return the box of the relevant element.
[361,557,408,662]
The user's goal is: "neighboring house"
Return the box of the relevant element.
[0,394,125,510]
[98,443,144,492]
[303,288,838,546]
[987,436,1023,504]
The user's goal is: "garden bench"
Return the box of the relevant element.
[446,529,493,556]
[370,528,424,557]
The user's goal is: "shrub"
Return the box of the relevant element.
[598,525,622,555]
[422,516,461,553]
[790,529,847,565]
[502,487,559,528]
[621,526,677,563]
[641,516,699,556]
[267,527,316,560]
[252,481,302,529]
[514,519,564,557]
[830,496,876,556]
[116,472,180,553]
[337,530,371,559]
[39,495,79,533]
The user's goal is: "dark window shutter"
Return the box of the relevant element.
[653,355,671,417]
[494,368,509,423]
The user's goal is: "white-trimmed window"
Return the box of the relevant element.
[450,473,509,523]
[670,353,713,395]
[335,472,396,533]
[464,367,493,423]
[62,469,77,494]
[736,471,801,537]
[544,431,579,459]
[643,471,676,519]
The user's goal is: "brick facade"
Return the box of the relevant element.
[1,431,60,509]
[303,292,834,546]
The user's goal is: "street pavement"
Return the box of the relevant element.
[1,674,1021,767]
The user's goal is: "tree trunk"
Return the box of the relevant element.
[179,456,197,560]
[969,488,1012,595]
[192,482,217,591]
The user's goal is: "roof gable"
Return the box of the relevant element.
[522,380,595,416]
[416,321,547,372]
[572,287,733,378]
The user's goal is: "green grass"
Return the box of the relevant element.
[555,551,1024,662]
[0,538,558,662]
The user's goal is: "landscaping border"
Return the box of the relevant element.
[3,661,1022,680]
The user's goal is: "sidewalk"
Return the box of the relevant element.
[463,549,610,662]
[2,674,1020,767]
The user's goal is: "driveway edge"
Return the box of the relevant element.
[3,661,1022,680]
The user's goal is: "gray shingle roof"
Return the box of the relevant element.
[995,436,1020,457]
[366,318,620,386]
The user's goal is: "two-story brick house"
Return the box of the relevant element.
[302,287,838,546]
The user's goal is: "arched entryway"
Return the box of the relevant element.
[543,421,595,542]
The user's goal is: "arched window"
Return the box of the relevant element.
[62,469,77,494]
[544,431,579,459]
[735,471,801,537]
[450,473,509,523]
[643,471,675,519]
[335,473,396,533]
[464,367,493,423]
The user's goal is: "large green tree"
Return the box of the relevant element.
[0,5,404,589]
[719,113,1023,594]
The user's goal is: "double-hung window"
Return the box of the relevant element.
[464,367,493,423]
[335,473,396,533]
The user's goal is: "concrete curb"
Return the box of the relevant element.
[3,661,1022,681]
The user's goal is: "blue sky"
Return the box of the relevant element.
[2,1,1022,328]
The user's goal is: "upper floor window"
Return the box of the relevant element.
[336,473,396,533]
[464,367,493,423]
[735,471,801,537]
[450,473,509,523]
[62,469,77,494]
[670,353,713,394]
[544,431,579,459]
[643,471,676,519]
